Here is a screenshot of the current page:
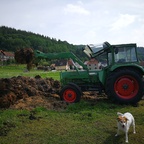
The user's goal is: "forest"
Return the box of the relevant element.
[0,26,86,61]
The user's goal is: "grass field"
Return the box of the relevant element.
[0,65,60,80]
[0,100,144,144]
[0,65,144,144]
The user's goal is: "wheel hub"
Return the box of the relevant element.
[68,93,72,97]
[122,84,129,90]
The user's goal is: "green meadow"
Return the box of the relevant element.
[0,65,60,80]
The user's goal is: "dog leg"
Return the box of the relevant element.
[115,128,120,137]
[133,120,136,134]
[132,118,136,134]
[125,132,128,143]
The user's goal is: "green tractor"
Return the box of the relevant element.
[35,42,144,104]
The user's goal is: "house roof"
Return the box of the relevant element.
[0,50,14,57]
[86,58,98,65]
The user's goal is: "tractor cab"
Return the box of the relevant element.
[83,42,139,69]
[112,43,138,63]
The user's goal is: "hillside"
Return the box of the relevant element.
[0,26,86,60]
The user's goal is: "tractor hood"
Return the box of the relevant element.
[83,41,111,58]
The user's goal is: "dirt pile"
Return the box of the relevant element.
[10,96,68,111]
[0,76,62,109]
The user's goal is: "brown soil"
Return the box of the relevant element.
[0,75,62,110]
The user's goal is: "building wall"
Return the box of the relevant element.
[55,65,66,71]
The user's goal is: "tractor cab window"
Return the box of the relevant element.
[114,46,137,63]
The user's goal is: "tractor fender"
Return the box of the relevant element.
[110,63,144,74]
[67,82,82,95]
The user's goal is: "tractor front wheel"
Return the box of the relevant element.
[60,85,81,103]
[106,69,143,104]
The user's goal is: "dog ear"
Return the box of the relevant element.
[117,112,123,116]
[117,116,121,121]
[117,117,120,121]
[123,116,128,122]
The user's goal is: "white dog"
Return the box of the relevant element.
[115,112,136,143]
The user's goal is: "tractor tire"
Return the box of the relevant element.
[60,85,82,103]
[106,69,143,104]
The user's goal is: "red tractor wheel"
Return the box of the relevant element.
[106,69,143,104]
[60,85,81,103]
[114,75,139,99]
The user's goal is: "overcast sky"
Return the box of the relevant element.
[0,0,144,46]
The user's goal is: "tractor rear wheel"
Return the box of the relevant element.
[106,69,143,104]
[60,85,81,103]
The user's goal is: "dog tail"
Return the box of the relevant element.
[117,112,123,116]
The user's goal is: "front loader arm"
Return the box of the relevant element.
[34,50,88,70]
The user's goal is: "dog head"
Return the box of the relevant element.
[117,116,128,128]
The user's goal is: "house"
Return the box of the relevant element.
[52,59,75,71]
[85,58,99,70]
[54,59,69,71]
[0,50,14,61]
